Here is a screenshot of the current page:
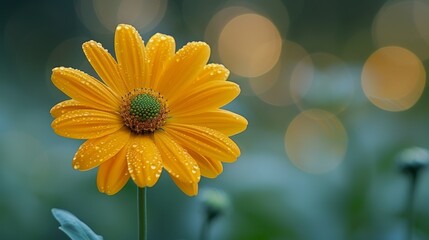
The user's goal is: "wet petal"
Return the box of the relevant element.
[187,149,223,178]
[170,176,198,196]
[115,24,147,91]
[169,109,248,136]
[51,67,120,113]
[97,147,130,195]
[51,109,123,139]
[145,33,175,89]
[50,99,91,118]
[157,42,210,101]
[126,134,162,187]
[72,127,130,170]
[192,64,230,84]
[165,124,240,163]
[153,131,201,184]
[83,40,128,96]
[169,81,240,116]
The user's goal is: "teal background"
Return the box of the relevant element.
[1,0,429,239]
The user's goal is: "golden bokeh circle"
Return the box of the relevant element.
[218,13,282,77]
[249,40,308,106]
[372,0,429,60]
[361,46,426,111]
[285,109,348,174]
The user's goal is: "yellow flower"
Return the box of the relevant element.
[50,24,247,196]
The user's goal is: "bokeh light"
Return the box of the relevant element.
[285,109,348,174]
[361,46,426,112]
[75,0,167,34]
[217,13,282,77]
[290,53,355,114]
[414,0,429,47]
[373,0,429,60]
[204,6,254,45]
[249,40,308,106]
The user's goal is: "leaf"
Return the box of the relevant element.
[51,208,103,240]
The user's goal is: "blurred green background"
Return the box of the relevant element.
[1,0,429,239]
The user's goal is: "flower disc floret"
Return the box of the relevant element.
[130,94,161,121]
[120,88,169,134]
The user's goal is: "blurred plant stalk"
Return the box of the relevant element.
[199,189,230,240]
[398,147,429,240]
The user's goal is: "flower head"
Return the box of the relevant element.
[50,24,247,196]
[398,147,429,175]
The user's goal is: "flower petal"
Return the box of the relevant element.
[170,176,198,196]
[169,81,240,116]
[164,124,240,163]
[157,42,210,101]
[51,109,123,139]
[50,99,90,118]
[72,127,130,170]
[126,134,162,187]
[193,64,230,84]
[97,147,130,195]
[51,67,120,113]
[115,24,147,91]
[82,40,128,96]
[187,149,223,178]
[170,109,248,136]
[145,33,175,89]
[153,131,201,184]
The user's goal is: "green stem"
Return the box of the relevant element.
[138,187,147,240]
[199,214,210,240]
[406,172,417,240]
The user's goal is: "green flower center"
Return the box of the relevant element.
[130,94,161,121]
[120,88,169,134]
